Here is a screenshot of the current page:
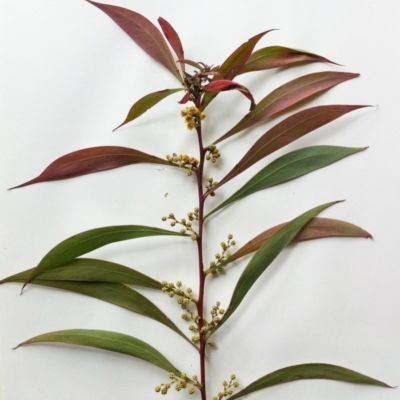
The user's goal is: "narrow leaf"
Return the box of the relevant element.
[227,218,372,264]
[201,30,272,110]
[22,226,187,290]
[213,201,340,332]
[86,1,182,82]
[203,80,255,110]
[218,31,273,80]
[6,278,190,344]
[239,46,338,75]
[157,17,185,74]
[10,146,175,189]
[206,146,365,218]
[178,92,190,104]
[0,258,161,290]
[114,88,183,130]
[214,105,368,189]
[215,71,359,144]
[16,329,181,374]
[229,363,392,399]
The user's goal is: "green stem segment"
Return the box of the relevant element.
[195,121,207,400]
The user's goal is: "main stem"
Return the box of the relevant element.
[195,121,207,400]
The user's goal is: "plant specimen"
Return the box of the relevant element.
[1,1,394,399]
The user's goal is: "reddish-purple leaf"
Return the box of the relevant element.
[158,17,185,74]
[226,218,372,264]
[215,71,359,143]
[86,1,181,82]
[178,92,190,104]
[114,88,183,130]
[200,30,273,110]
[203,80,255,110]
[219,30,274,80]
[214,105,368,189]
[177,59,203,70]
[239,46,339,75]
[10,146,174,189]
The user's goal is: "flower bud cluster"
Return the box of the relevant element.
[212,375,239,400]
[181,106,205,130]
[208,234,236,275]
[155,372,199,395]
[205,144,221,163]
[205,176,219,197]
[166,153,199,176]
[161,212,199,240]
[161,281,196,310]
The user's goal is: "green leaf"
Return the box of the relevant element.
[86,1,182,82]
[212,201,340,333]
[215,71,359,144]
[206,146,365,218]
[239,46,338,75]
[229,363,391,399]
[0,258,161,290]
[213,105,368,190]
[114,88,183,130]
[22,226,187,291]
[9,146,175,189]
[226,217,372,264]
[15,329,182,374]
[6,278,191,344]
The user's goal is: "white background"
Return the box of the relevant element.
[1,0,400,399]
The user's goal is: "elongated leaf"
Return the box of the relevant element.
[9,146,174,189]
[5,277,190,344]
[203,80,255,110]
[239,46,338,75]
[157,17,185,74]
[16,329,181,374]
[212,201,340,333]
[229,363,391,399]
[214,105,368,189]
[201,30,271,110]
[215,71,359,143]
[114,88,183,130]
[206,146,365,218]
[227,218,372,264]
[219,31,272,80]
[22,226,187,290]
[86,1,181,82]
[0,258,161,290]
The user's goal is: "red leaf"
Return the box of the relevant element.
[219,30,274,80]
[201,30,273,110]
[239,46,339,74]
[178,92,190,104]
[226,218,372,264]
[158,17,185,74]
[215,71,360,143]
[214,105,368,189]
[203,80,255,110]
[86,1,181,82]
[10,146,173,189]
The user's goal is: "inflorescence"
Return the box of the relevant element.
[166,153,199,176]
[207,234,236,275]
[212,375,239,400]
[205,144,221,163]
[155,372,200,395]
[181,106,206,130]
[205,176,219,197]
[162,210,199,240]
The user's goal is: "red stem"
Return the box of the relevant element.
[195,121,207,400]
